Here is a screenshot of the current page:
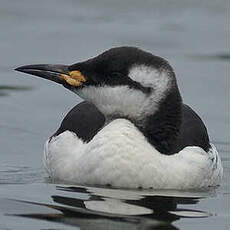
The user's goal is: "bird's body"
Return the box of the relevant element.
[16,47,223,189]
[45,116,221,189]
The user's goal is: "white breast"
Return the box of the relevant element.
[44,119,223,189]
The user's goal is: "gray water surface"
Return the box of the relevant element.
[1,0,230,229]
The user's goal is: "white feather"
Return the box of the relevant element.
[44,119,223,189]
[77,85,150,119]
[128,65,171,96]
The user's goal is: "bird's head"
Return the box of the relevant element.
[16,47,180,122]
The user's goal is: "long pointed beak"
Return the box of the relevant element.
[15,64,87,87]
[15,64,69,84]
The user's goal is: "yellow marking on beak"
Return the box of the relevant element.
[69,71,87,82]
[60,71,87,87]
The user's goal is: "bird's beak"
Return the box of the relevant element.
[15,64,87,87]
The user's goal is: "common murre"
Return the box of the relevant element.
[15,46,223,189]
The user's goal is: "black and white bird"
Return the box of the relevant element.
[16,47,223,189]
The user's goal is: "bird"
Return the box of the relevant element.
[15,46,223,189]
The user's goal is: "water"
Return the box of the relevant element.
[1,0,230,229]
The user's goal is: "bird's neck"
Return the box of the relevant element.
[104,87,182,155]
[100,87,182,155]
[139,88,182,155]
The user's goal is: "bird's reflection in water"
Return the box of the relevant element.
[11,185,214,230]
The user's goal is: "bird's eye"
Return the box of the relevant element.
[110,72,123,78]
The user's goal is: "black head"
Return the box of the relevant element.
[15,46,179,120]
[68,47,173,93]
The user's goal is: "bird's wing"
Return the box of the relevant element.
[174,104,211,152]
[52,101,105,142]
